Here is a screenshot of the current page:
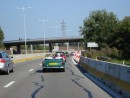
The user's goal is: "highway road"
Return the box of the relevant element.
[0,57,113,98]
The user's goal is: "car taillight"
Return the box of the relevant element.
[0,59,6,63]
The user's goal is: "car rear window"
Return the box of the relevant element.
[0,53,2,58]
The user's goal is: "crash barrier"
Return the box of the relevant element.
[11,53,45,63]
[73,51,81,62]
[79,56,130,98]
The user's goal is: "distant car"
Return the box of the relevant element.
[65,52,69,57]
[0,50,14,75]
[55,52,66,62]
[71,52,75,56]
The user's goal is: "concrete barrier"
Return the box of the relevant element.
[105,63,121,79]
[10,53,45,63]
[79,56,130,98]
[96,61,106,73]
[120,66,130,83]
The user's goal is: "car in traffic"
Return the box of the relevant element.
[71,52,75,56]
[65,52,69,57]
[0,50,14,75]
[55,51,66,62]
[42,53,65,72]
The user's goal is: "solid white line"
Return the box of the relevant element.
[4,81,15,88]
[39,64,42,66]
[29,69,34,72]
[72,58,77,65]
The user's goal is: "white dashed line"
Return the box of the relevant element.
[29,69,34,72]
[4,81,15,88]
[39,64,42,66]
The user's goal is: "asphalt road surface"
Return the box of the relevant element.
[0,57,113,98]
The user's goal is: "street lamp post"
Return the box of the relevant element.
[17,6,31,54]
[39,18,48,54]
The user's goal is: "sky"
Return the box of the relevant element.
[0,0,130,41]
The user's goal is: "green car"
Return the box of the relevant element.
[42,55,65,72]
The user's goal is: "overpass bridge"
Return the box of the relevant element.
[3,36,83,53]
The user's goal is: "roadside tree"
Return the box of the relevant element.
[80,10,119,48]
[0,26,4,49]
[111,16,130,58]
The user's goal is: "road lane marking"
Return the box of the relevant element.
[29,69,34,72]
[4,81,15,88]
[39,64,42,65]
[72,58,77,65]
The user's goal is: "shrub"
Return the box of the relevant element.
[82,47,120,61]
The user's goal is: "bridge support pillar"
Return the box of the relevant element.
[16,45,21,54]
[30,44,33,53]
[67,42,69,52]
[49,43,52,52]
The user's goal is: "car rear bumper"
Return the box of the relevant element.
[0,64,6,72]
[0,68,6,72]
[43,66,64,69]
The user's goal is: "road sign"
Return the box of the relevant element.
[87,42,98,47]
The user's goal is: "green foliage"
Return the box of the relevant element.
[82,48,130,65]
[111,16,130,58]
[33,44,49,50]
[0,27,5,49]
[80,9,119,48]
[0,44,5,49]
[82,49,100,58]
[101,47,120,58]
[0,27,4,41]
[111,59,130,66]
[82,47,120,61]
[80,10,130,59]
